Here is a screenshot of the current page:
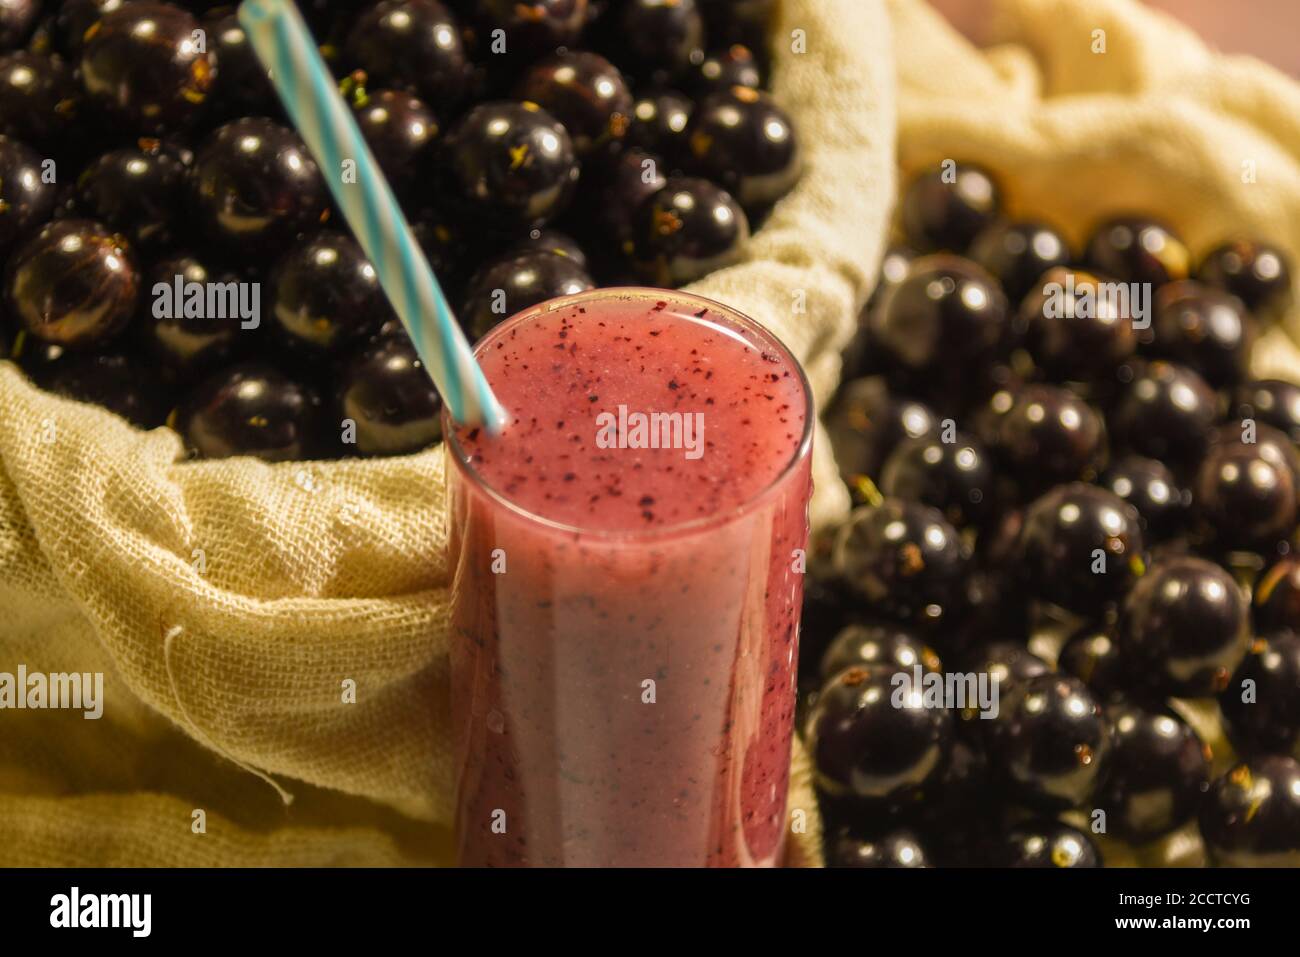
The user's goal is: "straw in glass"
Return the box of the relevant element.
[237,0,505,431]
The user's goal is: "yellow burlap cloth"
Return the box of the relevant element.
[890,0,1300,866]
[0,0,894,866]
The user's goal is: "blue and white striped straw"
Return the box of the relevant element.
[238,0,505,432]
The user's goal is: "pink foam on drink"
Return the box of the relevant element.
[454,296,807,532]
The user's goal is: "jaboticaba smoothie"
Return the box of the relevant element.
[445,288,813,867]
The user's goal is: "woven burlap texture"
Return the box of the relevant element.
[889,0,1300,866]
[0,0,894,866]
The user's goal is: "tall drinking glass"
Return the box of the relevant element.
[444,288,813,867]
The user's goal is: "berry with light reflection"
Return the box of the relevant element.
[437,100,578,235]
[6,219,138,349]
[1120,555,1249,697]
[79,3,212,134]
[879,431,994,528]
[1148,280,1254,387]
[818,621,942,683]
[988,385,1107,494]
[832,498,970,627]
[991,673,1112,811]
[1199,756,1300,866]
[1013,267,1138,382]
[824,376,938,494]
[1198,239,1293,324]
[1085,216,1190,288]
[1100,454,1189,540]
[1016,483,1144,614]
[1109,360,1218,468]
[178,361,321,461]
[868,254,1009,407]
[969,220,1071,305]
[900,163,1001,253]
[685,86,800,211]
[806,664,953,803]
[1094,704,1211,842]
[997,822,1101,867]
[1218,631,1300,758]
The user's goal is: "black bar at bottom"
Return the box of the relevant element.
[0,866,1286,943]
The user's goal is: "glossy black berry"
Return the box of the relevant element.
[1218,632,1300,757]
[1199,757,1300,866]
[53,0,126,58]
[337,331,443,457]
[75,146,185,252]
[826,828,931,868]
[350,87,439,192]
[900,164,1001,253]
[503,228,588,269]
[517,52,632,158]
[1148,280,1253,387]
[477,0,588,56]
[179,362,320,461]
[957,641,1050,697]
[1194,425,1298,555]
[625,89,692,162]
[0,134,54,254]
[988,385,1107,493]
[270,233,391,354]
[438,101,578,235]
[190,118,329,256]
[45,351,167,428]
[138,253,243,374]
[806,664,952,803]
[617,0,705,77]
[0,0,38,50]
[879,431,993,528]
[1013,267,1138,381]
[993,674,1111,811]
[688,44,762,94]
[685,86,800,211]
[344,0,469,115]
[819,621,941,684]
[461,249,594,340]
[824,376,937,490]
[631,175,748,287]
[1120,556,1248,697]
[997,822,1101,868]
[80,3,212,133]
[1109,360,1218,468]
[843,246,916,380]
[1198,238,1293,324]
[1017,483,1144,614]
[1234,379,1300,447]
[1095,705,1211,843]
[204,12,275,116]
[6,219,138,348]
[1085,216,1190,288]
[589,147,667,244]
[969,220,1071,305]
[1254,555,1300,634]
[0,51,80,148]
[868,255,1009,405]
[1058,625,1130,701]
[1100,454,1190,540]
[833,499,970,627]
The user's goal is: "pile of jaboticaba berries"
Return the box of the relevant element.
[0,0,798,460]
[804,161,1300,868]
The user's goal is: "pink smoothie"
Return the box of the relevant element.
[446,288,812,867]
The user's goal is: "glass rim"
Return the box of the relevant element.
[442,286,815,542]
